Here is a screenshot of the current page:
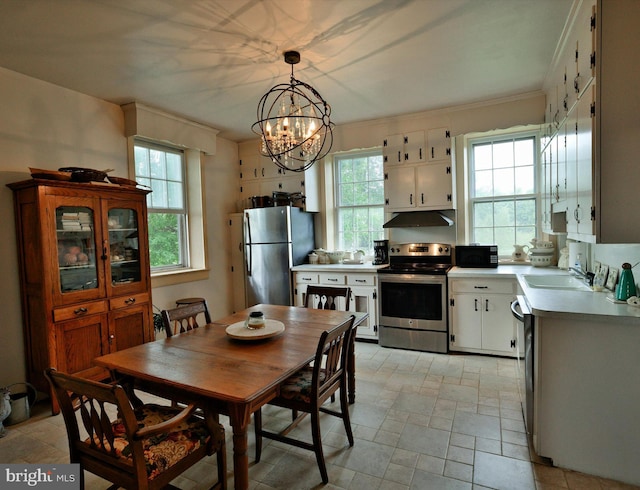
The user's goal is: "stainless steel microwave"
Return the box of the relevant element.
[455,245,499,268]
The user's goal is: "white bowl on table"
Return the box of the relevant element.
[327,251,345,264]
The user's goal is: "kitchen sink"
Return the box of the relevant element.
[522,274,592,291]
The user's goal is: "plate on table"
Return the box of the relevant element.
[225,319,285,340]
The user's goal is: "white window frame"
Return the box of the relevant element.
[127,137,208,287]
[466,130,540,257]
[332,149,385,255]
[134,140,189,271]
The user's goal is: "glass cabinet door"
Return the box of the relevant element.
[56,206,99,293]
[107,207,142,287]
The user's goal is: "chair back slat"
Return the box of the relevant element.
[304,286,351,311]
[313,315,355,400]
[162,300,211,337]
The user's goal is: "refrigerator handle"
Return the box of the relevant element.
[245,212,252,276]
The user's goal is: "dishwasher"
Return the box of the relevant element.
[511,295,534,435]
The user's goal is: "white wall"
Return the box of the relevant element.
[0,67,238,387]
[150,138,239,314]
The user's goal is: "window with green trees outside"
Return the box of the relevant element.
[468,133,538,257]
[134,141,188,270]
[334,151,385,255]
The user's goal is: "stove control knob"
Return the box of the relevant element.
[438,246,443,252]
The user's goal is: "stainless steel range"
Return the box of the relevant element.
[378,243,452,353]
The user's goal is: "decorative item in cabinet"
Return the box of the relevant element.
[7,179,154,415]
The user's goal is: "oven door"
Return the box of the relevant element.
[378,273,447,330]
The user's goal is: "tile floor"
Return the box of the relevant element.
[1,342,638,489]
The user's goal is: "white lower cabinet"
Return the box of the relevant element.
[449,278,518,357]
[293,270,378,341]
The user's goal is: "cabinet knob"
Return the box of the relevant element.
[125,297,136,305]
[73,307,88,315]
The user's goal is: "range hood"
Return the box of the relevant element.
[383,211,454,228]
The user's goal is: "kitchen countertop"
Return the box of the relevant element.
[292,262,388,273]
[448,263,563,278]
[449,264,640,323]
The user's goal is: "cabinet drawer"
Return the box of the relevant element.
[347,274,375,286]
[54,300,108,322]
[319,273,346,285]
[110,292,150,310]
[450,279,516,294]
[295,273,318,284]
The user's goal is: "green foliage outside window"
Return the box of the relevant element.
[147,213,180,267]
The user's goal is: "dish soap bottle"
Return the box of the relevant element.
[615,263,637,301]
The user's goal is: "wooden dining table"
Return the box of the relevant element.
[94,304,367,490]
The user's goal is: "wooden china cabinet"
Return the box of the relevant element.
[8,179,154,414]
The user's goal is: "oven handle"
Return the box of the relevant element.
[378,274,447,284]
[510,299,523,322]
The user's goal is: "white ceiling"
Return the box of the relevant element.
[0,0,573,142]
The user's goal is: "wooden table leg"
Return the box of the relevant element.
[227,403,251,490]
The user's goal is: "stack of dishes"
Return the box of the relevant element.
[528,246,555,267]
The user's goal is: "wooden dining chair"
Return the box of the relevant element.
[304,285,351,310]
[45,367,227,490]
[304,285,356,404]
[162,299,211,337]
[254,315,356,484]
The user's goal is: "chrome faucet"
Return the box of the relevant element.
[570,266,595,286]
[569,266,585,277]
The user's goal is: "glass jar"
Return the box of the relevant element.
[246,311,266,330]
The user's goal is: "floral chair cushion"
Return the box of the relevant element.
[280,367,326,403]
[85,404,210,480]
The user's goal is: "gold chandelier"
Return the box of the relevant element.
[252,51,334,172]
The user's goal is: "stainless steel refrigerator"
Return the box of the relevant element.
[244,206,315,306]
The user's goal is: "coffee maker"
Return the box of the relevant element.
[373,239,389,265]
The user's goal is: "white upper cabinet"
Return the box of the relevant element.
[543,0,640,243]
[384,162,453,211]
[427,128,451,162]
[382,126,453,212]
[574,2,596,98]
[383,131,425,164]
[238,152,320,212]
